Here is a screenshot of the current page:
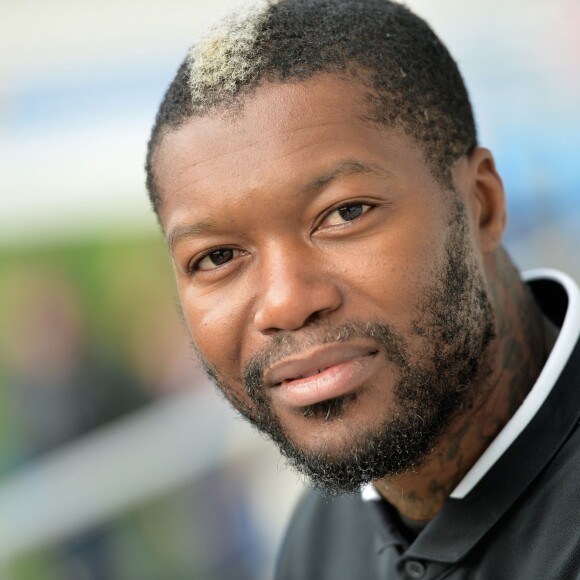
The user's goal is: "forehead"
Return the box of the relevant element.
[153,74,432,228]
[155,75,368,175]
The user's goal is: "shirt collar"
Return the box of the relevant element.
[371,268,580,563]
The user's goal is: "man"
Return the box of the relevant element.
[145,0,580,577]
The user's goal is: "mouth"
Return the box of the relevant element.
[279,366,335,385]
[265,343,380,409]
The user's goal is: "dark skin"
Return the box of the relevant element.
[380,248,556,521]
[152,74,557,522]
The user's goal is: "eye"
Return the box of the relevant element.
[321,202,373,227]
[190,248,238,273]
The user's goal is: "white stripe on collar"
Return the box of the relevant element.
[451,269,580,497]
[362,269,580,502]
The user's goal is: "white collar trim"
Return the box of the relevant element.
[451,269,580,497]
[362,269,580,502]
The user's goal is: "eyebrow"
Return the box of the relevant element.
[301,159,393,195]
[167,221,219,251]
[167,159,392,250]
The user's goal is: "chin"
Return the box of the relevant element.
[263,388,454,495]
[280,392,389,455]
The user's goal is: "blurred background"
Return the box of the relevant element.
[0,0,578,579]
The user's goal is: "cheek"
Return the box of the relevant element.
[179,283,250,379]
[335,224,445,327]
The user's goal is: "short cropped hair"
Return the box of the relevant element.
[146,0,477,215]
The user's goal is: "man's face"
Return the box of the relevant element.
[154,75,494,492]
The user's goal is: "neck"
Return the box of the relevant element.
[374,249,557,522]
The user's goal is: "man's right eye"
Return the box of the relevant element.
[191,248,235,272]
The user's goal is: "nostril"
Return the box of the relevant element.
[304,311,322,326]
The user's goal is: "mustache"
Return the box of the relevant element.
[242,320,408,399]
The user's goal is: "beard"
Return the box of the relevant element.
[194,199,496,495]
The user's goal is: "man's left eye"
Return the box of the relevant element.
[323,203,372,226]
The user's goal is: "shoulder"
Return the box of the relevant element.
[275,489,380,580]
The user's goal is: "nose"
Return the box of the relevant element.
[253,243,343,333]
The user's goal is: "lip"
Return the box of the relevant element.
[265,342,380,408]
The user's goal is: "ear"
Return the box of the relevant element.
[459,147,507,254]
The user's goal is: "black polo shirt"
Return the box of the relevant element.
[276,270,580,579]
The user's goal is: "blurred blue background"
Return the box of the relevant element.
[0,1,578,579]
